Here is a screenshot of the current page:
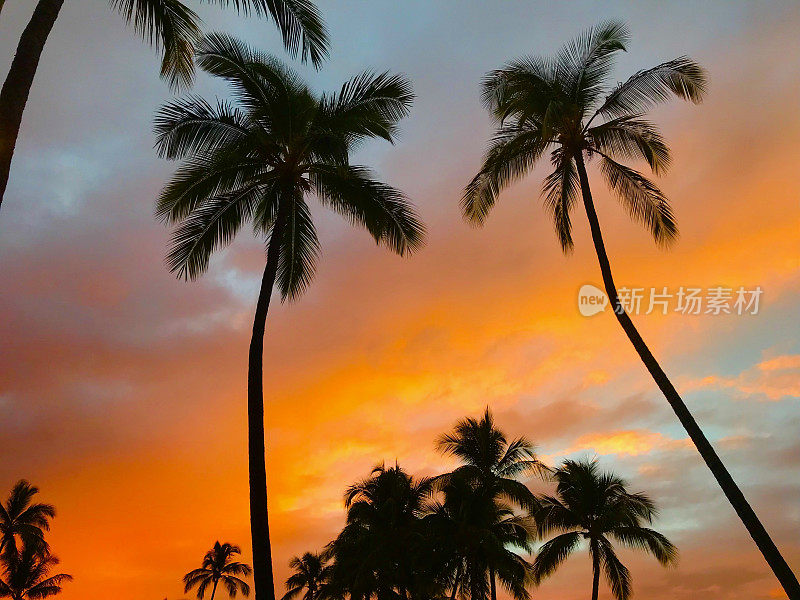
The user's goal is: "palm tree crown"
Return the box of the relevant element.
[183,542,252,600]
[281,552,331,600]
[155,32,424,286]
[0,548,71,600]
[436,408,547,511]
[532,459,677,600]
[0,481,55,562]
[463,20,706,250]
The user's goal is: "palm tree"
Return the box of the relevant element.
[435,409,544,600]
[0,0,328,212]
[183,542,252,600]
[463,21,800,597]
[156,34,423,600]
[0,481,55,562]
[425,476,532,600]
[327,464,434,600]
[531,459,676,600]
[0,548,71,600]
[281,552,331,600]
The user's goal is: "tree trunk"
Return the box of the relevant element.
[590,539,600,600]
[0,0,64,210]
[489,566,496,600]
[450,562,462,600]
[210,579,219,600]
[249,205,288,600]
[574,151,800,599]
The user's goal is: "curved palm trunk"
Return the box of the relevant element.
[450,562,462,600]
[0,0,64,210]
[574,152,800,599]
[249,208,288,600]
[590,539,600,600]
[210,580,219,600]
[489,566,496,600]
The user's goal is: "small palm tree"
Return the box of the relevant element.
[464,21,799,597]
[183,542,252,600]
[156,34,423,600]
[531,459,676,600]
[0,0,329,210]
[0,548,71,600]
[435,409,544,600]
[328,464,434,600]
[281,552,331,600]
[0,481,55,562]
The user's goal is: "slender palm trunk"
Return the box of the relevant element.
[450,562,462,600]
[210,580,219,600]
[590,539,600,600]
[248,206,287,600]
[489,566,496,600]
[574,152,800,599]
[0,0,64,210]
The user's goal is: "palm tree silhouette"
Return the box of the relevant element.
[327,464,434,600]
[156,34,423,600]
[425,475,533,600]
[0,0,329,211]
[463,21,799,597]
[0,547,71,600]
[435,408,546,600]
[281,552,331,600]
[0,481,55,562]
[531,459,676,600]
[183,542,252,600]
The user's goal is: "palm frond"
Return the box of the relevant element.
[155,96,250,160]
[598,155,678,246]
[311,164,425,256]
[530,532,581,583]
[204,0,329,67]
[541,148,579,252]
[275,196,320,301]
[598,542,632,600]
[109,0,201,89]
[594,57,707,119]
[587,115,671,175]
[610,526,678,566]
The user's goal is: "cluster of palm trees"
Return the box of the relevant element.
[0,480,71,600]
[2,4,798,598]
[276,410,676,600]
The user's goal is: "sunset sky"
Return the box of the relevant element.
[1,1,799,599]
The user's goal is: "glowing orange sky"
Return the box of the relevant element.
[0,2,799,600]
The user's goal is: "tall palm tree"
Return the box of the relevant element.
[327,464,434,600]
[0,0,328,212]
[281,552,331,600]
[0,481,55,562]
[156,34,423,600]
[531,459,676,600]
[435,409,545,600]
[463,21,800,597]
[0,548,71,600]
[183,542,252,600]
[425,476,533,600]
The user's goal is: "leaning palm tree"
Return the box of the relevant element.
[463,21,799,597]
[0,481,55,562]
[0,548,71,600]
[281,552,331,600]
[156,34,423,600]
[531,459,676,600]
[0,0,328,212]
[183,542,251,600]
